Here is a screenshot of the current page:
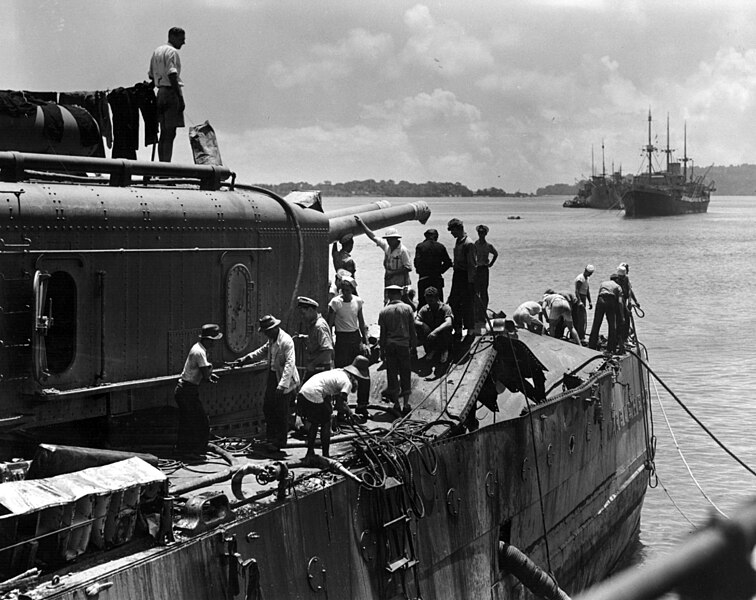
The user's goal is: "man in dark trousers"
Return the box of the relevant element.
[446,218,476,340]
[174,323,221,462]
[233,315,300,452]
[296,356,369,461]
[414,228,452,309]
[148,26,186,162]
[588,275,624,354]
[379,285,417,416]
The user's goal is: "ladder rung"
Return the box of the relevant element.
[386,557,409,573]
[383,514,410,529]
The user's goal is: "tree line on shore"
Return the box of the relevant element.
[256,179,532,198]
[257,164,756,197]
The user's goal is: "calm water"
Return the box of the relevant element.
[324,194,756,572]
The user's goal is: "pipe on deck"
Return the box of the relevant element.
[328,200,431,243]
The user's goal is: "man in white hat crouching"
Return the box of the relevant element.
[296,355,370,460]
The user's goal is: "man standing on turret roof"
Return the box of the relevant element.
[149,27,186,162]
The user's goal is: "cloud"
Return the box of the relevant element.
[400,4,494,77]
[204,124,427,185]
[361,88,481,128]
[267,28,395,88]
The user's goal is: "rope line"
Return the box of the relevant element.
[626,348,756,479]
[651,377,727,518]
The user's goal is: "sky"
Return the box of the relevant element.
[5,0,756,193]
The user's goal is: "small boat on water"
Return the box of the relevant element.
[622,112,715,218]
[564,143,627,210]
[0,152,654,597]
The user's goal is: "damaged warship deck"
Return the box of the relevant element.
[0,330,652,600]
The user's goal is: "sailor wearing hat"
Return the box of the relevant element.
[379,284,418,415]
[296,356,370,460]
[615,263,640,348]
[174,323,223,461]
[574,264,595,343]
[354,215,412,296]
[297,296,334,378]
[233,314,300,451]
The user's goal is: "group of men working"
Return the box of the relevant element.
[174,215,638,465]
[174,310,370,464]
[512,262,640,353]
[174,217,498,463]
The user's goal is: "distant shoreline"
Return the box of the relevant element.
[256,162,756,196]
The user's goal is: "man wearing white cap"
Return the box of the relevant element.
[354,215,412,296]
[615,263,640,348]
[574,264,595,343]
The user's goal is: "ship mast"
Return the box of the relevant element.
[662,113,675,173]
[645,109,655,178]
[681,121,691,182]
[591,145,595,177]
[602,139,606,178]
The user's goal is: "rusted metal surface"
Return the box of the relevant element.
[4,339,646,600]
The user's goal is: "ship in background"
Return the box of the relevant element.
[622,111,715,218]
[564,142,627,210]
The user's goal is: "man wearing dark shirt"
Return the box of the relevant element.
[588,275,624,353]
[379,285,417,415]
[446,218,476,339]
[414,228,452,308]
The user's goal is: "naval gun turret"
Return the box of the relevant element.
[0,152,431,455]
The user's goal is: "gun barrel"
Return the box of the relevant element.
[328,201,431,243]
[324,200,392,220]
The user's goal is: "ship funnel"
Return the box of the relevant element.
[328,201,431,243]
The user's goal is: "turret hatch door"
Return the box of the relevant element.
[32,270,51,381]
